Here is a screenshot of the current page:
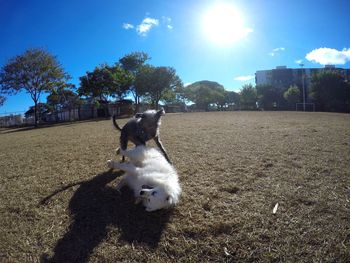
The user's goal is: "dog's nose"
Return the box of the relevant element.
[140,190,146,196]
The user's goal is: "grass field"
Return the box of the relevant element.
[1,111,350,262]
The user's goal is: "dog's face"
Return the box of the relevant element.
[139,187,172,212]
[136,109,165,139]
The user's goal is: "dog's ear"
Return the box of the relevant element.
[157,108,165,116]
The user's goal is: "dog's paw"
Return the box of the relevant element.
[107,160,114,169]
[115,148,121,155]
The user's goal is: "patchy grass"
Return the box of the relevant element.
[0,111,350,262]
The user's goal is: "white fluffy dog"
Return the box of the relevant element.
[107,145,181,212]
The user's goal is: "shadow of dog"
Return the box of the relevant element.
[41,170,173,263]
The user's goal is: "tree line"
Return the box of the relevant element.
[177,71,350,113]
[237,70,350,112]
[1,48,350,126]
[0,48,183,125]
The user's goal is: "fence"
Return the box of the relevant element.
[0,102,193,127]
[0,103,135,128]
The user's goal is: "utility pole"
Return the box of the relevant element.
[299,63,305,111]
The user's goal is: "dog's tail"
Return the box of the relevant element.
[112,115,122,131]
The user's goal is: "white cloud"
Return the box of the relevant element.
[162,16,173,30]
[306,47,350,65]
[136,17,159,36]
[163,16,171,23]
[122,23,134,30]
[184,82,192,87]
[123,15,172,36]
[143,17,159,25]
[234,75,255,81]
[269,47,285,56]
[295,59,303,65]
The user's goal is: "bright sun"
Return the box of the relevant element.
[201,3,251,45]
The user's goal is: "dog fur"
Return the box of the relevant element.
[107,145,181,212]
[112,109,172,164]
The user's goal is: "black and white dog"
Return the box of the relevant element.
[112,109,171,164]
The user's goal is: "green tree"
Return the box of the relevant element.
[184,81,226,111]
[108,65,134,99]
[256,84,284,110]
[216,90,229,110]
[47,86,82,121]
[78,64,132,117]
[24,103,50,121]
[79,65,123,101]
[161,89,177,104]
[284,85,301,107]
[47,85,76,110]
[210,83,227,110]
[119,52,150,110]
[78,66,108,117]
[240,84,257,110]
[310,70,350,112]
[227,91,240,109]
[0,48,70,125]
[135,65,183,109]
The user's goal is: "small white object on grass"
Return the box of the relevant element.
[273,203,279,214]
[224,247,230,256]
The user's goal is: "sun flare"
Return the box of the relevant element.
[201,3,251,45]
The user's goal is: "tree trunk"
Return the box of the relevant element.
[78,106,81,120]
[54,106,59,122]
[105,104,108,117]
[135,95,140,113]
[68,107,72,121]
[34,100,38,127]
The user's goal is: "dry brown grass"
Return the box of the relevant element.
[1,111,350,262]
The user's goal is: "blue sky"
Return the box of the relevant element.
[1,0,350,114]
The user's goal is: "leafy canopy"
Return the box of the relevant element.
[78,64,133,102]
[184,80,226,110]
[47,87,80,111]
[119,52,150,105]
[284,85,301,105]
[119,52,150,73]
[0,48,70,96]
[135,65,183,109]
[310,70,350,112]
[256,84,283,110]
[240,84,257,109]
[0,48,70,124]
